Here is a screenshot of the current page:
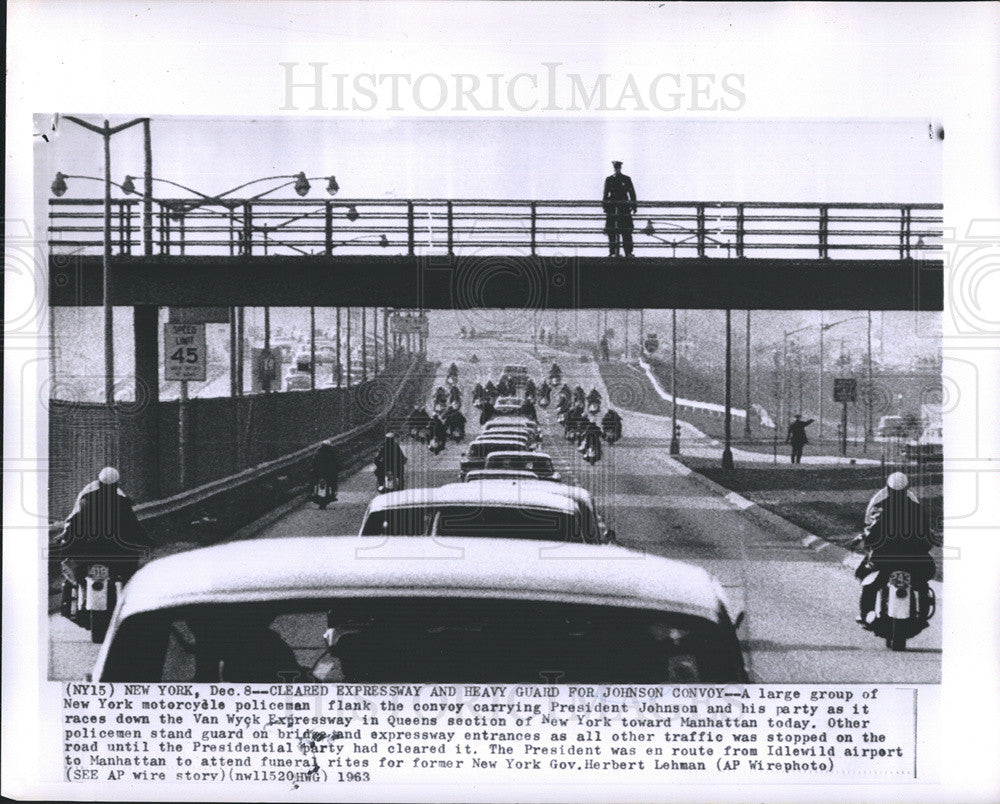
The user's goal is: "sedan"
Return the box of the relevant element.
[93,536,748,683]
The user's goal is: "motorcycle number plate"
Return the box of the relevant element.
[88,564,110,580]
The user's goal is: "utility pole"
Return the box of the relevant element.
[670,309,679,455]
[722,309,734,469]
[744,310,752,440]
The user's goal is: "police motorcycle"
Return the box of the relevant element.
[428,416,448,455]
[60,561,124,644]
[538,382,551,408]
[587,389,602,415]
[448,384,463,411]
[851,537,936,652]
[376,437,406,493]
[312,478,336,509]
[379,469,402,493]
[549,363,562,387]
[407,406,433,443]
[580,423,603,465]
[443,407,466,442]
[573,386,586,407]
[446,363,459,387]
[472,382,486,408]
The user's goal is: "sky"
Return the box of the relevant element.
[40,117,941,398]
[34,116,942,230]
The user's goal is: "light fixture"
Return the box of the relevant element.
[346,205,359,222]
[293,172,311,197]
[326,176,339,195]
[51,172,68,197]
[121,175,137,195]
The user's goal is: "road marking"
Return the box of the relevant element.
[724,491,755,510]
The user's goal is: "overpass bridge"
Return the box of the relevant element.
[45,194,943,548]
[49,197,943,310]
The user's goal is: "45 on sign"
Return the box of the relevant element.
[164,323,207,382]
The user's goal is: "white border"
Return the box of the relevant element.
[5,2,1000,801]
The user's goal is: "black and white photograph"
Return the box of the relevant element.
[39,116,943,683]
[5,3,1000,802]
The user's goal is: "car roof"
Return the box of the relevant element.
[464,476,592,506]
[464,469,541,481]
[470,435,530,445]
[484,450,553,462]
[114,536,727,622]
[367,481,577,513]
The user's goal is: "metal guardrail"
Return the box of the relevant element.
[49,198,943,260]
[135,359,419,521]
[128,355,420,542]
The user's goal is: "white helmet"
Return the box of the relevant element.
[886,471,909,491]
[98,467,120,485]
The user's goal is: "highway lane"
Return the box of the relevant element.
[48,335,941,682]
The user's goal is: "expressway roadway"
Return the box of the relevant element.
[48,335,941,683]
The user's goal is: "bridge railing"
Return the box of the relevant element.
[48,198,943,260]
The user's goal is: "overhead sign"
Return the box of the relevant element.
[169,307,230,324]
[163,323,207,382]
[833,378,857,402]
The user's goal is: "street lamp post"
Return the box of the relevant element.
[782,324,812,426]
[722,309,734,469]
[744,310,752,440]
[670,309,680,455]
[58,116,152,406]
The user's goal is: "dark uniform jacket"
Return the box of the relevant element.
[603,173,637,231]
[53,481,152,563]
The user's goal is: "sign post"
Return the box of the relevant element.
[164,323,207,488]
[833,378,857,457]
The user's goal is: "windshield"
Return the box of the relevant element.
[101,598,744,683]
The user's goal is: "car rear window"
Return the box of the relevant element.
[485,455,554,475]
[468,441,523,458]
[101,598,745,683]
[433,505,580,541]
[360,506,435,536]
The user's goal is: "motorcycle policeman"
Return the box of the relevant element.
[52,467,153,585]
[580,418,605,461]
[602,408,623,441]
[854,472,937,626]
[311,439,340,504]
[374,433,407,492]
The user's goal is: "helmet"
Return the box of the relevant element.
[98,467,120,485]
[385,432,395,440]
[886,471,909,491]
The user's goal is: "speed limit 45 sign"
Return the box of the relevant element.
[164,323,207,381]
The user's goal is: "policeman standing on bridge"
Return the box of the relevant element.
[603,160,638,257]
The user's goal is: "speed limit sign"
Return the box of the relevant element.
[164,323,207,381]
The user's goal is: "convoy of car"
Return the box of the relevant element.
[90,361,748,683]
